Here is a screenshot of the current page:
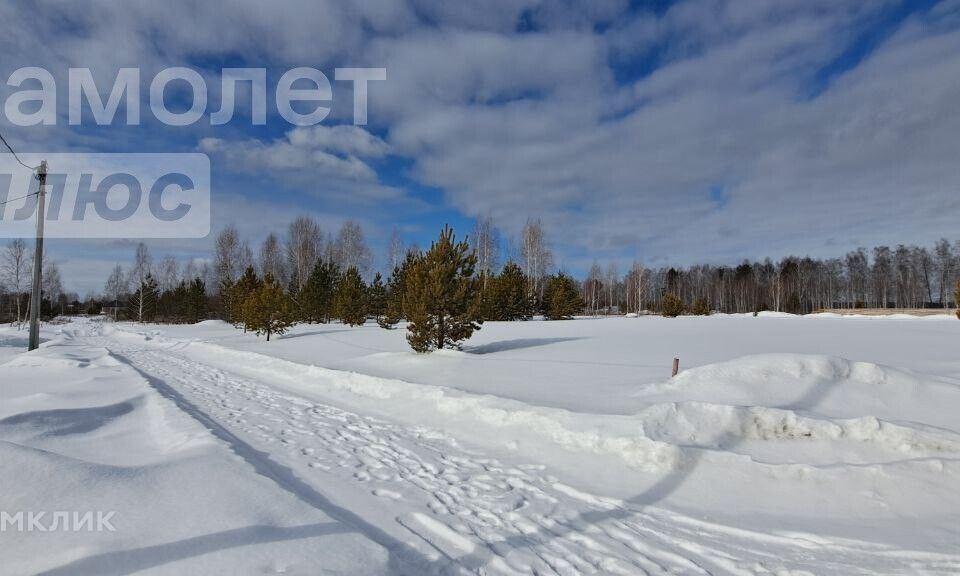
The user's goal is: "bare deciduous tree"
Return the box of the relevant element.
[935,238,954,307]
[42,261,63,314]
[604,262,619,312]
[471,215,500,282]
[215,225,244,289]
[157,256,180,293]
[182,260,198,283]
[286,217,323,291]
[2,239,30,327]
[627,260,646,314]
[387,228,404,272]
[520,218,553,301]
[333,221,372,277]
[583,262,603,315]
[259,233,287,286]
[104,263,128,317]
[128,242,153,322]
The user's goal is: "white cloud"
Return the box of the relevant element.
[354,1,960,264]
[197,125,400,204]
[4,0,959,284]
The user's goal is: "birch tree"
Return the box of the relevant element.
[104,263,128,318]
[129,242,153,322]
[626,260,646,314]
[935,239,953,307]
[333,221,372,277]
[286,216,322,291]
[520,218,553,302]
[471,215,500,283]
[157,256,180,293]
[259,233,287,286]
[215,225,248,291]
[387,228,405,272]
[2,239,29,327]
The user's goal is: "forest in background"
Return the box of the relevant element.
[2,215,959,332]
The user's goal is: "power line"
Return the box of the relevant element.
[0,129,40,171]
[0,190,39,207]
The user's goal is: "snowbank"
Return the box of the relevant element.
[0,330,391,575]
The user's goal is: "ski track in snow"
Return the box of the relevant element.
[84,326,960,576]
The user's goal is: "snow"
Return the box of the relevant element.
[1,315,959,574]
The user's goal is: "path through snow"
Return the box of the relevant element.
[80,321,960,575]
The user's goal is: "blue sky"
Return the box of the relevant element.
[1,0,960,295]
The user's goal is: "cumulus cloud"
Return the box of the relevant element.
[358,0,960,264]
[199,125,388,182]
[4,0,960,287]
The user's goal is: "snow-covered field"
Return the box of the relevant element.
[2,313,959,575]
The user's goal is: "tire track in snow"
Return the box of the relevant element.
[96,331,960,575]
[107,350,453,576]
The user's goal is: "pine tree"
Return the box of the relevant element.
[954,280,959,320]
[367,272,387,323]
[689,298,711,316]
[241,274,292,341]
[661,293,685,317]
[335,266,368,326]
[174,281,188,322]
[299,258,340,323]
[157,285,179,322]
[186,278,208,323]
[544,273,582,320]
[379,250,419,329]
[479,272,498,320]
[485,261,535,321]
[403,226,482,352]
[128,273,159,322]
[227,267,261,327]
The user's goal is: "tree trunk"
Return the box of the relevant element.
[437,314,445,351]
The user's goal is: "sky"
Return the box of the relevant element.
[1,0,959,295]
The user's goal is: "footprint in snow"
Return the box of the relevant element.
[373,488,402,500]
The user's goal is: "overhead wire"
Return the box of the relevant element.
[0,129,40,171]
[0,128,42,206]
[0,190,39,207]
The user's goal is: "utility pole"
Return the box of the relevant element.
[28,161,47,351]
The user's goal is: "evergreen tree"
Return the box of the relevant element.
[186,278,208,323]
[335,266,368,326]
[170,281,190,322]
[157,285,180,322]
[379,250,420,329]
[241,274,292,341]
[485,262,535,321]
[219,277,234,321]
[478,272,498,320]
[127,273,159,322]
[299,258,340,323]
[367,272,387,323]
[226,267,261,327]
[403,226,482,352]
[955,280,959,320]
[661,293,685,317]
[689,298,711,316]
[544,273,582,320]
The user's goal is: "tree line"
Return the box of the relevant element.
[217,224,583,349]
[585,239,960,315]
[0,238,69,324]
[6,215,958,350]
